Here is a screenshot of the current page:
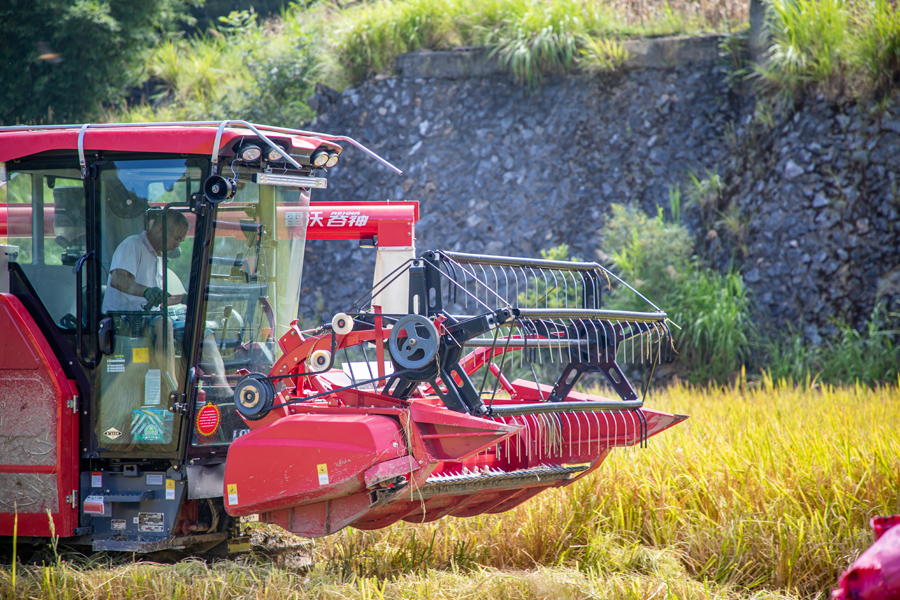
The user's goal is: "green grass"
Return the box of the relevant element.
[1,382,896,599]
[762,306,900,386]
[755,0,900,98]
[110,0,749,121]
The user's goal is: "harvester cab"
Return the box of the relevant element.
[0,121,685,553]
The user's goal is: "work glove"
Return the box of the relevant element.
[142,286,170,310]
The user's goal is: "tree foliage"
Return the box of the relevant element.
[0,0,197,124]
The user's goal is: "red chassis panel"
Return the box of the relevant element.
[0,294,80,537]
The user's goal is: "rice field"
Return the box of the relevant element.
[1,379,898,599]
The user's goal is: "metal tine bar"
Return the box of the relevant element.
[488,264,499,308]
[527,414,536,462]
[442,256,511,310]
[600,320,610,364]
[640,409,648,448]
[550,269,560,310]
[601,411,609,448]
[611,410,618,447]
[567,269,581,309]
[535,415,553,460]
[561,412,572,456]
[593,411,602,454]
[555,413,564,456]
[658,322,664,365]
[550,413,559,457]
[614,320,623,362]
[568,318,581,364]
[444,259,460,306]
[637,409,644,448]
[576,412,583,455]
[662,321,672,362]
[512,416,520,461]
[555,319,565,363]
[515,266,526,309]
[506,416,512,462]
[500,265,510,308]
[462,266,468,310]
[424,257,494,313]
[628,410,635,446]
[637,322,644,364]
[630,320,636,363]
[546,413,555,456]
[538,269,547,309]
[439,250,659,313]
[513,308,667,323]
[586,318,601,366]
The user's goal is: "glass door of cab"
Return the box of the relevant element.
[90,158,203,457]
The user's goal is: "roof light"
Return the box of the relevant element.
[311,149,329,168]
[239,144,262,162]
[325,152,340,168]
[266,145,285,162]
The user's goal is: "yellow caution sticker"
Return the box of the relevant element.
[165,479,175,500]
[317,464,329,486]
[133,347,149,363]
[227,483,238,505]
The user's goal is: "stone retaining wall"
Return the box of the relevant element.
[299,38,900,341]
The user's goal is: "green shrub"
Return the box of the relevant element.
[119,11,318,127]
[600,204,693,308]
[763,306,900,386]
[599,203,752,383]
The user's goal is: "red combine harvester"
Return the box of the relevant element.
[0,121,685,552]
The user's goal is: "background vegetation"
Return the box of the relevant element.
[0,0,199,124]
[596,201,899,386]
[1,381,897,599]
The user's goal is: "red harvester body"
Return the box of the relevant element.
[0,121,684,551]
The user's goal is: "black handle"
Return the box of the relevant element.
[75,251,98,368]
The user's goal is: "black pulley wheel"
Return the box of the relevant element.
[388,314,439,370]
[233,373,276,420]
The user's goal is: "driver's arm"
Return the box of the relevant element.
[109,269,183,305]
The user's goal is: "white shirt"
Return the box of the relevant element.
[103,231,163,313]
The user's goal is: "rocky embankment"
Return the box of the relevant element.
[298,40,900,339]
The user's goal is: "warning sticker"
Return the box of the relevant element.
[144,369,161,405]
[83,495,105,515]
[133,347,149,363]
[317,464,329,486]
[91,472,102,488]
[103,427,122,440]
[138,512,164,533]
[227,483,238,505]
[165,479,175,500]
[195,403,221,437]
[111,519,127,531]
[106,355,125,373]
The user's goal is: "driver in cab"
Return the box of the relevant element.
[102,212,230,395]
[103,212,188,313]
